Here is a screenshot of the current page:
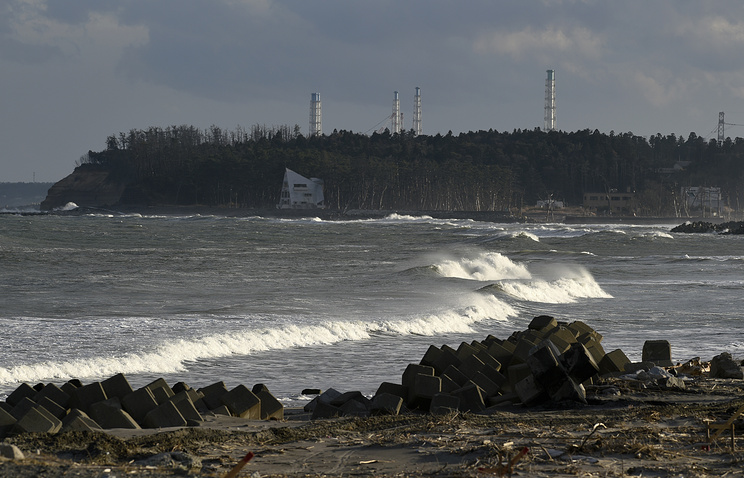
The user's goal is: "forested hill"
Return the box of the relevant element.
[46,125,744,214]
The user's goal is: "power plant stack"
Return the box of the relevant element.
[392,91,402,134]
[412,87,422,136]
[544,70,556,131]
[309,93,322,137]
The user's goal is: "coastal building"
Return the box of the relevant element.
[278,168,325,209]
[583,191,635,215]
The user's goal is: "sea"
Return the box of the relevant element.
[1,212,742,406]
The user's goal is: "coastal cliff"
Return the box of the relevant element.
[40,165,129,211]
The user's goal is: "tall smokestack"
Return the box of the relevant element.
[412,87,422,136]
[310,92,322,136]
[544,70,556,131]
[392,91,401,134]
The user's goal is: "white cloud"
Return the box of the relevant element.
[474,25,604,60]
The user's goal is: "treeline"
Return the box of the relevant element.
[80,124,744,214]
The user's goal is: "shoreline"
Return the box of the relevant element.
[1,376,742,477]
[4,204,727,226]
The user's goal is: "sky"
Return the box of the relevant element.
[3,1,744,183]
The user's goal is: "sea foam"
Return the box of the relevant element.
[0,294,514,387]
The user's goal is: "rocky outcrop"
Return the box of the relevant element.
[671,221,744,234]
[39,165,128,211]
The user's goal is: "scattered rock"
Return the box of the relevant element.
[0,444,24,460]
[710,352,744,379]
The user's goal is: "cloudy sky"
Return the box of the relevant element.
[2,1,744,182]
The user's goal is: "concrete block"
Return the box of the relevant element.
[411,374,441,401]
[172,382,192,394]
[402,364,434,389]
[374,382,408,401]
[303,388,342,413]
[36,396,67,420]
[252,384,284,420]
[6,383,36,407]
[471,341,489,352]
[121,387,159,424]
[546,332,573,354]
[61,409,102,433]
[641,340,674,367]
[514,374,548,407]
[0,407,17,433]
[510,337,538,365]
[90,398,141,429]
[70,382,107,413]
[475,350,502,372]
[456,342,479,362]
[562,342,600,383]
[60,382,78,397]
[420,345,443,369]
[599,349,631,376]
[370,393,403,416]
[529,315,558,331]
[548,377,587,404]
[526,340,566,389]
[330,391,367,407]
[470,372,501,397]
[487,392,519,407]
[452,383,485,413]
[34,383,71,409]
[440,374,460,393]
[168,392,203,423]
[211,405,232,416]
[198,382,229,410]
[459,354,485,379]
[10,397,37,420]
[340,399,368,417]
[429,393,460,415]
[583,338,606,365]
[143,401,187,429]
[566,320,597,339]
[102,373,135,400]
[507,363,531,391]
[442,364,469,387]
[479,364,508,391]
[146,378,174,404]
[220,385,261,419]
[487,342,515,368]
[15,406,62,434]
[311,401,342,419]
[431,346,461,374]
[483,335,502,347]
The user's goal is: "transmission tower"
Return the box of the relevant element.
[309,93,322,137]
[412,87,422,136]
[718,111,725,144]
[544,69,556,131]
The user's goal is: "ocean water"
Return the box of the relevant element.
[1,213,742,406]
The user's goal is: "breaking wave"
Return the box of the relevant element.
[434,252,531,281]
[0,294,515,387]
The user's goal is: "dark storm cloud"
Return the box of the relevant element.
[4,0,744,182]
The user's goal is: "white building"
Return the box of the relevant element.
[278,168,325,209]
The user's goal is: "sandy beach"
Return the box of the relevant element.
[1,373,742,477]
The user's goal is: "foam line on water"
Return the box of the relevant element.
[0,295,515,386]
